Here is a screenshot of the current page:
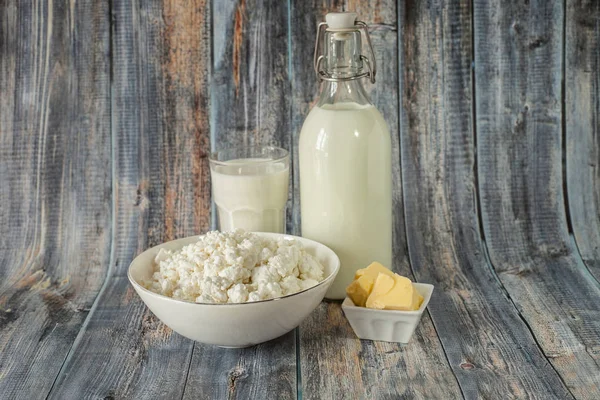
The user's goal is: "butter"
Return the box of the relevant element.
[345,275,374,307]
[347,262,395,306]
[365,273,424,311]
[347,262,424,311]
[354,261,395,281]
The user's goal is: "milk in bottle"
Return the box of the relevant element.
[299,12,392,299]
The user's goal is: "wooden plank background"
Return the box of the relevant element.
[47,1,212,398]
[0,0,112,397]
[401,0,572,398]
[475,0,600,397]
[566,0,600,282]
[1,0,599,399]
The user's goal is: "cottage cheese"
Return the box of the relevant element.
[144,230,325,303]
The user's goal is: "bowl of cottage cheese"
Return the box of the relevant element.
[127,230,340,347]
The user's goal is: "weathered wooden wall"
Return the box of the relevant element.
[49,1,212,398]
[0,0,112,397]
[475,0,600,397]
[401,0,572,397]
[1,0,599,399]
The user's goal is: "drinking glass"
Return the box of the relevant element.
[209,146,289,233]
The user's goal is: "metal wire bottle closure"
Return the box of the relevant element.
[313,21,377,84]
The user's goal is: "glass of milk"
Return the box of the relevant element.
[209,146,289,233]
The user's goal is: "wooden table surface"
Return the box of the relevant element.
[1,0,599,399]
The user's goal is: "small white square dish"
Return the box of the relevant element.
[341,283,434,344]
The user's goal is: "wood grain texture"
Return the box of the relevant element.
[48,0,212,398]
[211,0,291,149]
[300,301,461,400]
[50,278,194,399]
[475,0,600,397]
[181,1,297,399]
[0,1,111,398]
[291,2,460,398]
[566,0,600,282]
[182,331,296,400]
[400,0,573,398]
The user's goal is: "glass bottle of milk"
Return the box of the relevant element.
[299,12,392,299]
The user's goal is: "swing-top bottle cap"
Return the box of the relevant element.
[315,12,377,83]
[325,12,358,29]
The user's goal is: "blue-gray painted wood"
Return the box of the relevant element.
[50,279,194,399]
[48,0,212,398]
[0,1,112,398]
[475,0,600,396]
[566,0,600,283]
[183,331,297,400]
[400,0,572,398]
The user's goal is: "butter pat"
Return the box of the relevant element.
[347,262,395,306]
[365,273,424,311]
[346,262,424,311]
[355,261,395,281]
[345,275,373,307]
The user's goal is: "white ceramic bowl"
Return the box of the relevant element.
[342,283,434,344]
[128,232,340,348]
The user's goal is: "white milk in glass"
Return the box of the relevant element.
[299,102,392,299]
[211,159,289,233]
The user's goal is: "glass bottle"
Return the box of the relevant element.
[299,12,392,299]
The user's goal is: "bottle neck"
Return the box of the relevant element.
[317,79,372,107]
[317,29,372,107]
